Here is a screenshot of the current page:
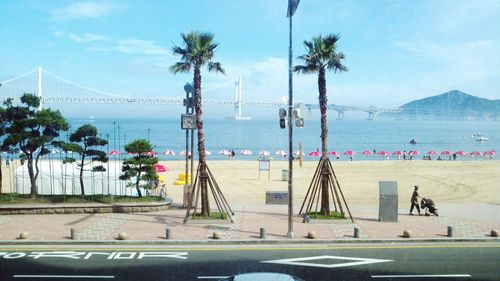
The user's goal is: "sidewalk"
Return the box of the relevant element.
[0,202,498,241]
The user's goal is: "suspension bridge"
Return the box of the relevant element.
[0,67,494,120]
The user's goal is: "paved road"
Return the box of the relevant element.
[0,242,498,281]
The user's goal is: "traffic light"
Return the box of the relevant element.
[295,117,304,128]
[280,118,286,129]
[279,108,287,118]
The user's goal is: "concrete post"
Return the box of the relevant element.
[166,228,171,239]
[447,226,453,237]
[70,228,77,240]
[354,227,360,238]
[260,227,266,239]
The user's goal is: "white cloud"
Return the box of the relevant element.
[115,39,169,56]
[52,30,65,37]
[69,33,107,43]
[52,2,118,20]
[393,39,500,85]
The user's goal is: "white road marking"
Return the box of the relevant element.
[197,277,230,279]
[372,274,471,278]
[261,255,393,268]
[13,275,114,279]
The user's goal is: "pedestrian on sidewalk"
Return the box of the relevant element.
[409,185,421,215]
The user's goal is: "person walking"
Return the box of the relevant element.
[409,185,421,215]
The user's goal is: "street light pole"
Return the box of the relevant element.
[183,83,194,208]
[286,0,300,239]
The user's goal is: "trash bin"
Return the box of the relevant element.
[281,170,289,181]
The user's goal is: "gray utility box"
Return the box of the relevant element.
[379,181,398,222]
[266,191,289,205]
[281,170,289,181]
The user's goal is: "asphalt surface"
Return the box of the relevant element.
[0,242,498,281]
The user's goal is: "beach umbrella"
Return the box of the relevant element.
[295,150,305,156]
[393,150,403,156]
[109,150,120,156]
[163,150,176,156]
[484,150,495,156]
[441,150,452,155]
[218,149,231,155]
[427,151,438,155]
[409,150,420,156]
[308,151,321,157]
[327,151,339,156]
[275,150,287,156]
[378,151,390,156]
[455,150,468,156]
[179,150,191,156]
[240,149,253,156]
[205,151,212,156]
[470,151,482,157]
[145,151,157,156]
[154,164,169,173]
[361,150,373,156]
[343,150,355,156]
[259,151,271,156]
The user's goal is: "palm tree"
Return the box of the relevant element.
[170,31,225,217]
[295,34,348,215]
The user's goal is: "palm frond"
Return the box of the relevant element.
[169,62,191,74]
[171,31,224,77]
[172,45,187,56]
[293,64,318,74]
[326,52,348,73]
[207,62,226,75]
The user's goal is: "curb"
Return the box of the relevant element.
[1,237,498,246]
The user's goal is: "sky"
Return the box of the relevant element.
[1,0,499,118]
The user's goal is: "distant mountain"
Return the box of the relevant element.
[400,90,500,112]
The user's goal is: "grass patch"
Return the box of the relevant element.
[192,211,228,220]
[306,210,346,220]
[0,193,163,204]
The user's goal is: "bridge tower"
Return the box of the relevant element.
[233,76,251,120]
[336,110,345,120]
[37,66,43,110]
[366,106,378,120]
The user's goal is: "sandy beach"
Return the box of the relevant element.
[2,159,498,207]
[160,159,500,208]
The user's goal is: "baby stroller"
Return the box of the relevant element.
[420,198,439,216]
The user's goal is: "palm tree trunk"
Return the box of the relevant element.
[318,68,330,215]
[194,66,210,217]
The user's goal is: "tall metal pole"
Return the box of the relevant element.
[184,88,189,207]
[287,10,294,239]
[190,92,194,186]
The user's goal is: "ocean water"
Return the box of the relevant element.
[65,117,499,161]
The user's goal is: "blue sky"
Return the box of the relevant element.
[1,0,499,118]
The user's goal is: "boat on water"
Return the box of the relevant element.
[471,133,489,142]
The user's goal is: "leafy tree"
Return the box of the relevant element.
[170,31,225,217]
[0,94,69,198]
[294,34,348,215]
[120,139,157,198]
[54,124,108,196]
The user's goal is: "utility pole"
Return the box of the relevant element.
[286,0,300,239]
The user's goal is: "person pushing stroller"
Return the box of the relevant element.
[409,185,421,215]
